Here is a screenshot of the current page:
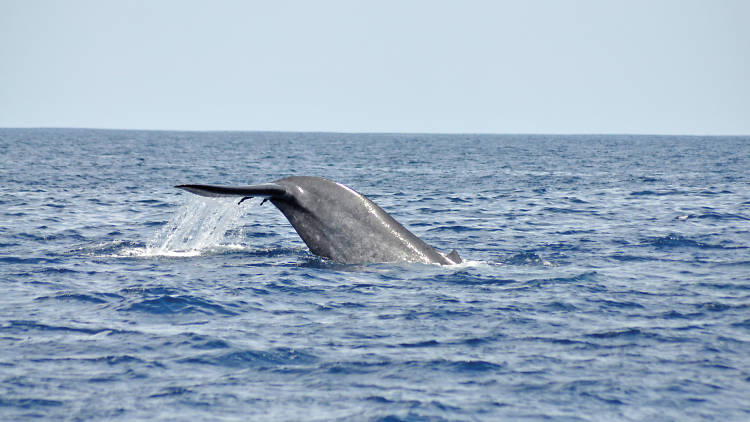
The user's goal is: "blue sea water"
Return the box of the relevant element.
[1,128,749,421]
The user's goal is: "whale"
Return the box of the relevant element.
[176,176,461,265]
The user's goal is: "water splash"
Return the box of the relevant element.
[137,197,249,257]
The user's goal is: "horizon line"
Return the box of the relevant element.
[1,126,748,138]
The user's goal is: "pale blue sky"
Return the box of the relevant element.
[2,0,748,134]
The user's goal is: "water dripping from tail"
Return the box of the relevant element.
[143,196,249,257]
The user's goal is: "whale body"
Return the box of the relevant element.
[176,176,461,265]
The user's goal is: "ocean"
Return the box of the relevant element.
[1,128,748,421]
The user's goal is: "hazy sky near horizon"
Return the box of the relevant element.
[2,0,748,134]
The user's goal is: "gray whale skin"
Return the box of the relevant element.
[176,176,461,265]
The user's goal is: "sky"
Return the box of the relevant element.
[1,0,749,135]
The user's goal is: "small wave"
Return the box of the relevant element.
[699,189,734,195]
[120,295,238,316]
[0,256,51,264]
[89,355,148,366]
[645,234,724,249]
[583,328,688,344]
[652,310,694,319]
[565,196,588,204]
[398,340,440,348]
[542,207,589,214]
[555,229,595,235]
[16,230,86,242]
[523,337,595,347]
[0,397,64,409]
[31,354,164,368]
[525,271,599,288]
[447,196,470,203]
[317,301,367,312]
[693,302,748,313]
[430,270,515,286]
[411,358,505,373]
[119,286,178,296]
[503,252,552,266]
[148,387,194,399]
[731,319,750,330]
[585,328,645,339]
[325,360,391,375]
[543,301,578,312]
[416,207,449,214]
[135,199,170,208]
[427,225,482,232]
[2,320,109,335]
[697,281,750,291]
[609,254,654,262]
[588,299,644,309]
[715,260,750,267]
[173,333,231,350]
[630,189,688,196]
[33,266,79,274]
[35,293,110,304]
[695,212,749,221]
[180,347,317,368]
[451,332,507,346]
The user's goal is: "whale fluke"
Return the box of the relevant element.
[175,184,290,199]
[175,176,461,265]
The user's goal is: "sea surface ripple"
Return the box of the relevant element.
[1,129,749,421]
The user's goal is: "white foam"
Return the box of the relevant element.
[446,259,491,268]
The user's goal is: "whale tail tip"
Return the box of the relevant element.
[175,183,290,200]
[445,249,462,264]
